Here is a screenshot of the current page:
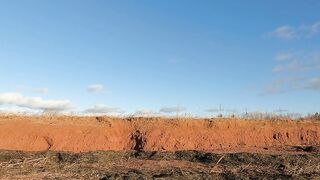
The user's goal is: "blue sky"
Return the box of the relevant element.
[0,0,319,115]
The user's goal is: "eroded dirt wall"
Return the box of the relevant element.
[0,116,319,152]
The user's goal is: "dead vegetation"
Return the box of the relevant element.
[309,112,320,121]
[0,111,319,121]
[0,150,319,179]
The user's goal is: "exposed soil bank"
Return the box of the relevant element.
[0,116,319,152]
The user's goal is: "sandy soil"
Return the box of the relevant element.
[0,115,319,152]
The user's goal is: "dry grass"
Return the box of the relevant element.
[0,150,319,179]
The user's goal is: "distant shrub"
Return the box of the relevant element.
[217,114,223,118]
[310,112,320,121]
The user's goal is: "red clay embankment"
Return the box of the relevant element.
[0,116,319,152]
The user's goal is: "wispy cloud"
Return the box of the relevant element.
[32,88,49,94]
[0,92,72,111]
[263,78,291,94]
[15,85,49,94]
[0,106,34,114]
[263,76,320,94]
[307,77,320,91]
[310,21,320,34]
[134,109,160,116]
[159,106,186,113]
[272,50,320,73]
[263,49,320,94]
[87,84,104,92]
[272,26,297,39]
[271,20,320,39]
[274,51,295,61]
[84,104,122,114]
[205,107,238,114]
[87,84,112,95]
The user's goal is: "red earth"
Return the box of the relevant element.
[0,115,319,153]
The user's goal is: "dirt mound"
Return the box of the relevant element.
[0,116,319,152]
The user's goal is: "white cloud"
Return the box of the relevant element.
[274,52,294,61]
[87,84,104,92]
[271,20,320,39]
[84,104,121,114]
[272,26,296,39]
[273,108,289,113]
[32,88,49,94]
[263,77,304,94]
[308,77,320,91]
[15,85,49,94]
[206,107,237,114]
[0,92,72,111]
[272,50,320,73]
[310,21,320,34]
[159,106,186,113]
[272,60,303,73]
[263,76,320,94]
[134,109,160,116]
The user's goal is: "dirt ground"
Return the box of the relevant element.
[0,115,319,152]
[0,150,319,179]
